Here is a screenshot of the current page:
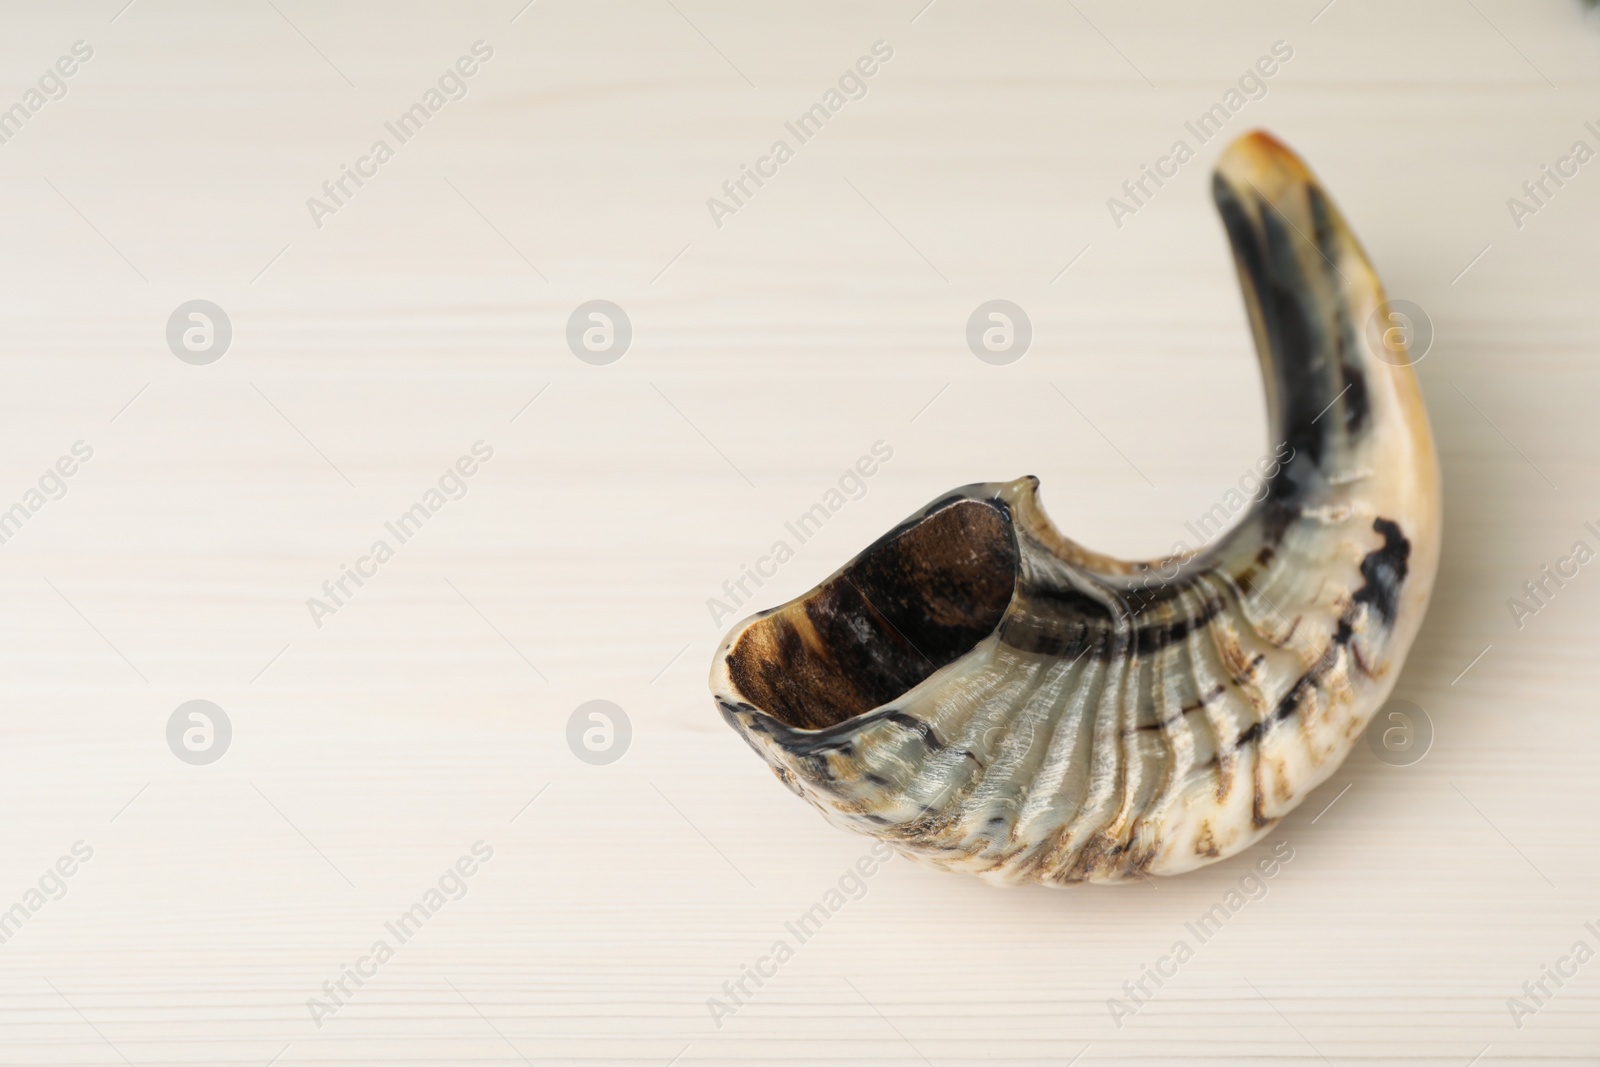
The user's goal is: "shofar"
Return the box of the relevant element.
[710,131,1441,884]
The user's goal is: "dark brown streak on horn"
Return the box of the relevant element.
[1232,516,1410,752]
[1212,172,1370,487]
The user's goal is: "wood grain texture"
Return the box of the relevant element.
[1,0,1599,1063]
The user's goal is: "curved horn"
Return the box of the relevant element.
[709,130,1441,884]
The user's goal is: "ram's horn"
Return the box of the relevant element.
[709,130,1441,884]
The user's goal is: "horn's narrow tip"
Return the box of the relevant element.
[1214,130,1315,199]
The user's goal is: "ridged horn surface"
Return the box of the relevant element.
[709,131,1441,884]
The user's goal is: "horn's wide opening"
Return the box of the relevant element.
[724,498,1018,731]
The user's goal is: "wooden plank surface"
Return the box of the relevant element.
[2,0,1599,1063]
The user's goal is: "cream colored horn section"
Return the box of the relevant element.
[710,130,1441,884]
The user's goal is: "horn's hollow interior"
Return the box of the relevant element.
[726,499,1018,730]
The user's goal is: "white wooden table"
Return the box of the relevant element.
[2,0,1599,1062]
